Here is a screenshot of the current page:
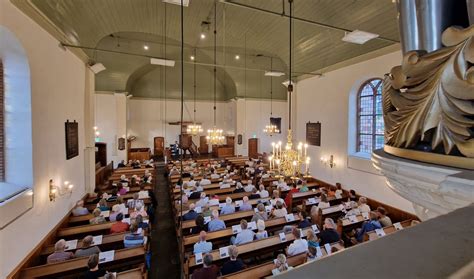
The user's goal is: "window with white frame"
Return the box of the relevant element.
[357,78,384,153]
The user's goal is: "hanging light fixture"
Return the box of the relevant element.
[269,0,310,178]
[187,48,203,135]
[206,1,225,145]
[263,56,280,136]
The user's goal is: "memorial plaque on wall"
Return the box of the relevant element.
[65,120,79,160]
[270,117,282,134]
[237,134,243,145]
[118,137,126,150]
[306,122,321,146]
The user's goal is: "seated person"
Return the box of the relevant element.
[208,210,226,232]
[117,160,126,168]
[220,197,236,215]
[135,214,149,231]
[297,211,312,228]
[251,203,268,222]
[355,212,382,242]
[220,245,245,275]
[249,188,261,200]
[195,181,203,192]
[110,213,130,234]
[344,201,361,218]
[233,182,245,193]
[200,175,211,186]
[89,208,106,224]
[196,192,209,208]
[119,175,128,183]
[307,246,318,262]
[348,189,357,202]
[192,253,220,279]
[233,220,255,245]
[97,198,110,211]
[108,204,121,222]
[142,172,153,184]
[271,201,288,218]
[47,239,74,263]
[84,254,106,279]
[335,183,343,196]
[255,219,268,240]
[306,229,320,248]
[117,183,128,195]
[123,223,144,248]
[193,231,213,254]
[130,203,148,218]
[286,227,308,256]
[115,196,127,213]
[106,189,118,202]
[319,218,340,245]
[169,166,180,176]
[189,186,202,200]
[187,176,197,187]
[127,193,144,209]
[72,200,89,216]
[299,180,309,192]
[244,180,255,192]
[75,235,101,258]
[270,190,285,207]
[317,194,331,210]
[273,254,292,274]
[377,206,393,227]
[201,204,212,218]
[257,184,269,198]
[210,171,221,180]
[358,197,371,213]
[191,215,208,235]
[183,203,199,221]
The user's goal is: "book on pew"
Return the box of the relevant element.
[92,235,103,246]
[279,232,286,242]
[195,206,202,213]
[307,198,317,205]
[209,199,219,206]
[232,225,242,234]
[121,208,129,215]
[204,216,211,224]
[195,253,203,265]
[312,224,320,234]
[362,212,369,220]
[265,205,273,213]
[375,228,386,237]
[349,215,358,223]
[248,221,257,230]
[285,214,295,222]
[64,239,78,251]
[324,243,332,255]
[235,200,243,207]
[123,218,131,225]
[98,250,115,263]
[219,203,225,209]
[219,246,230,259]
[335,193,343,199]
[316,246,323,258]
[101,211,110,218]
[394,222,403,231]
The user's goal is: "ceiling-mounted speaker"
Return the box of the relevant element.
[89,63,106,74]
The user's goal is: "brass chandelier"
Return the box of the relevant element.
[206,2,225,145]
[263,57,280,136]
[187,48,203,135]
[269,0,310,178]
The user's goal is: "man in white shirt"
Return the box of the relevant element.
[210,171,220,180]
[358,197,371,213]
[233,220,255,245]
[200,175,211,186]
[257,184,269,198]
[270,190,285,207]
[193,231,213,254]
[239,196,252,211]
[187,177,197,187]
[195,182,203,192]
[244,180,255,193]
[286,227,308,256]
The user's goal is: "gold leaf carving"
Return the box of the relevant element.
[383,26,474,158]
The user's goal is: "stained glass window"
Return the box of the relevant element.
[357,78,384,153]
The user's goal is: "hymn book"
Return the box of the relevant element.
[98,250,115,263]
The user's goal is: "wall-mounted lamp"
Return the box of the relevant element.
[49,179,74,201]
[321,155,336,168]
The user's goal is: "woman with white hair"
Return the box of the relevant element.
[255,219,268,240]
[130,203,147,218]
[109,204,121,222]
[220,197,236,215]
[72,200,89,216]
[208,210,226,231]
[257,184,269,198]
[273,254,292,275]
[344,201,361,218]
[47,239,74,263]
[233,182,245,193]
[251,203,268,222]
[120,175,128,183]
[196,192,209,208]
[358,197,371,213]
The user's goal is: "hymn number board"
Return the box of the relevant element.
[306,122,321,146]
[65,120,79,160]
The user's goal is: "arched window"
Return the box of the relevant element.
[357,78,384,153]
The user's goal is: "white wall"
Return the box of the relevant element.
[235,98,288,156]
[296,51,415,213]
[95,92,127,167]
[0,1,91,277]
[127,98,234,152]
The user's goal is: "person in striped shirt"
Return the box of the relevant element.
[123,223,144,248]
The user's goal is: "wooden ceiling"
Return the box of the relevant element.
[13,0,400,100]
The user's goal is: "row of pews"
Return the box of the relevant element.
[166,156,420,278]
[11,163,156,279]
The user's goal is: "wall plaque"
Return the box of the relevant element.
[118,137,126,150]
[65,120,79,160]
[237,134,243,145]
[270,117,282,134]
[306,122,321,146]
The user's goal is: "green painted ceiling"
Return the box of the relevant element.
[18,0,399,101]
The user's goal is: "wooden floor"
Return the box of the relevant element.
[150,162,180,278]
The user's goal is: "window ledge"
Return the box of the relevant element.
[348,152,372,160]
[347,152,382,176]
[0,183,33,229]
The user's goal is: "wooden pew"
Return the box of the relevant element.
[19,246,146,279]
[364,219,413,241]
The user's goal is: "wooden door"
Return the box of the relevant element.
[248,138,258,159]
[199,136,208,154]
[226,136,235,147]
[95,142,107,167]
[154,137,164,157]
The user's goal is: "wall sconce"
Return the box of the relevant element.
[49,179,74,201]
[320,155,336,168]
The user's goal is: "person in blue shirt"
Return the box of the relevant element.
[123,224,144,248]
[239,196,252,211]
[355,212,382,242]
[183,203,199,221]
[233,220,255,245]
[193,231,213,254]
[220,197,236,215]
[297,211,312,229]
[208,210,226,231]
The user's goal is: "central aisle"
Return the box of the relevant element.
[150,162,180,278]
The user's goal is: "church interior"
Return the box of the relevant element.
[0,0,473,278]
